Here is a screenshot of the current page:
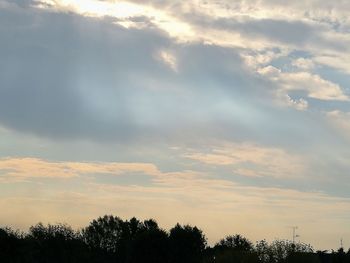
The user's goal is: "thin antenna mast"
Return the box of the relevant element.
[291,226,298,243]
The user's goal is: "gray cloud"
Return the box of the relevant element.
[196,16,317,46]
[0,3,171,140]
[0,2,260,142]
[0,1,346,152]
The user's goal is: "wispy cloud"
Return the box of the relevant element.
[0,158,159,179]
[184,142,305,178]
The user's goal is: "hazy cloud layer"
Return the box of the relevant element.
[1,157,350,249]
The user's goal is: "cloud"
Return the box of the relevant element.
[1,0,349,145]
[326,111,350,140]
[33,0,350,56]
[0,3,171,141]
[292,58,315,71]
[31,0,350,57]
[315,54,350,74]
[156,49,178,72]
[35,0,195,41]
[0,157,160,179]
[0,1,286,143]
[283,72,348,101]
[194,17,318,47]
[184,142,305,178]
[285,95,309,111]
[258,66,349,102]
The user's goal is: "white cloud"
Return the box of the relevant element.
[315,54,350,74]
[292,58,315,70]
[258,65,349,102]
[156,49,178,72]
[282,72,348,101]
[285,95,309,111]
[35,0,195,41]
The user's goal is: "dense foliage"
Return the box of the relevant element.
[0,215,349,263]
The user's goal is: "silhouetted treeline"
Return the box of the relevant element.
[1,215,350,263]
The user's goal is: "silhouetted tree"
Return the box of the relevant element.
[127,217,144,238]
[26,223,89,263]
[29,223,77,241]
[169,223,207,263]
[286,252,320,263]
[126,227,169,263]
[256,239,272,263]
[216,234,254,252]
[268,240,313,263]
[214,234,257,263]
[82,215,126,254]
[1,215,349,263]
[0,227,25,262]
[329,247,350,263]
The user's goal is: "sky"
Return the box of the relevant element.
[1,0,350,250]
